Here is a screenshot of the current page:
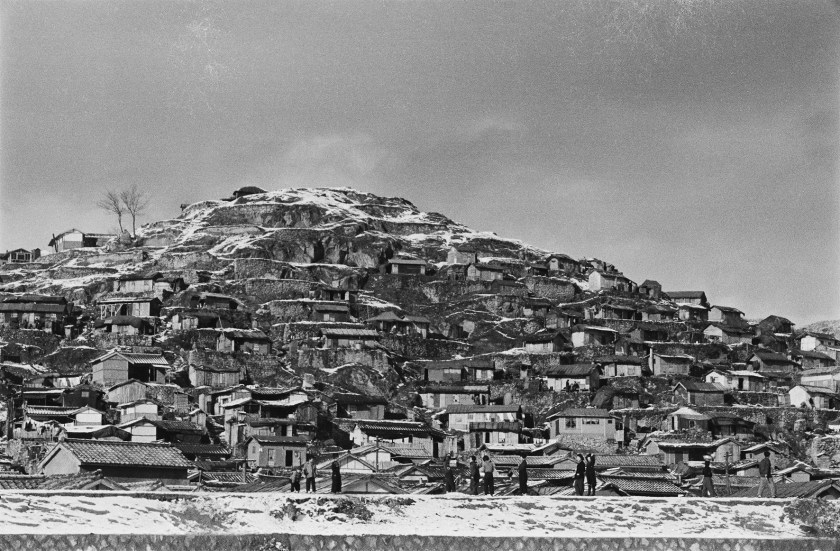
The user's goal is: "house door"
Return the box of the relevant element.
[285,450,293,466]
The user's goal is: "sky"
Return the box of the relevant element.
[1,0,838,325]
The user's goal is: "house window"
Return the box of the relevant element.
[267,449,276,466]
[583,419,600,425]
[565,417,576,429]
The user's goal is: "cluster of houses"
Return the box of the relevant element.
[0,193,838,499]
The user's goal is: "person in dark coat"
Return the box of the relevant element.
[701,458,716,497]
[470,456,481,495]
[574,454,586,496]
[444,460,457,493]
[518,456,528,495]
[331,461,342,494]
[585,454,597,496]
[758,451,776,498]
[290,467,302,492]
[303,457,317,493]
[482,455,495,496]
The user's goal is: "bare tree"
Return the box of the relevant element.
[96,190,125,234]
[120,184,151,237]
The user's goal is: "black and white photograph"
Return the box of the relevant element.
[0,0,839,549]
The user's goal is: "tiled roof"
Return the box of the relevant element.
[320,328,380,338]
[173,443,231,458]
[200,471,255,484]
[51,439,194,469]
[491,455,565,467]
[91,350,169,366]
[526,469,577,480]
[599,475,685,496]
[592,455,665,469]
[729,480,840,498]
[248,435,309,445]
[0,471,126,491]
[547,408,611,420]
[446,404,521,414]
[676,380,726,393]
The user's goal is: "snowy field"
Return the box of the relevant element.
[0,492,808,538]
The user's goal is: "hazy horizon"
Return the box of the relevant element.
[2,0,838,325]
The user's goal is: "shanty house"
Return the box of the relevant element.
[544,364,600,391]
[523,331,567,353]
[547,408,615,441]
[38,439,193,484]
[570,325,618,348]
[320,328,380,349]
[366,311,430,337]
[417,385,490,409]
[800,366,840,393]
[94,315,155,336]
[547,254,577,273]
[349,419,433,447]
[596,356,644,378]
[747,352,799,375]
[97,296,162,319]
[789,385,834,409]
[90,351,169,387]
[245,435,308,469]
[447,246,478,265]
[0,295,70,334]
[330,393,387,420]
[446,404,522,432]
[588,271,633,293]
[312,303,350,322]
[466,263,506,282]
[650,353,694,376]
[705,369,767,392]
[638,280,662,299]
[703,323,752,345]
[216,329,271,355]
[708,306,746,327]
[0,248,39,263]
[666,291,709,308]
[673,381,726,406]
[677,303,709,322]
[791,350,836,370]
[385,258,428,275]
[189,364,242,388]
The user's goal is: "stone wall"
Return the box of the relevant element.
[155,252,229,271]
[523,276,578,301]
[295,348,391,375]
[379,334,467,361]
[553,433,619,453]
[48,266,118,279]
[272,322,361,345]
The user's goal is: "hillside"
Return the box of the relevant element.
[804,320,840,339]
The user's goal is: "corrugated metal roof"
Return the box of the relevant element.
[545,364,596,377]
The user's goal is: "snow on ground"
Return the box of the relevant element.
[0,493,806,538]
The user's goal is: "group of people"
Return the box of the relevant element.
[701,450,776,498]
[287,457,343,494]
[574,453,597,496]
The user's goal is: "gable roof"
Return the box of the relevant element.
[246,435,309,445]
[547,408,611,420]
[665,291,706,300]
[90,350,169,367]
[675,380,726,393]
[545,364,597,377]
[42,439,193,469]
[729,480,840,498]
[446,404,521,414]
[320,328,380,338]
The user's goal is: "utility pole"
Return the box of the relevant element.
[724,450,732,495]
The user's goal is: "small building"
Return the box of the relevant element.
[547,408,615,441]
[216,329,271,355]
[708,306,746,327]
[545,364,600,392]
[330,393,387,420]
[703,323,753,345]
[349,419,434,447]
[106,380,150,406]
[570,325,618,348]
[90,350,169,387]
[320,328,380,349]
[115,272,163,294]
[422,361,466,383]
[97,296,162,319]
[170,311,219,331]
[588,271,634,293]
[789,385,834,409]
[644,437,739,466]
[117,399,160,423]
[595,303,640,321]
[747,351,799,375]
[0,295,71,334]
[676,303,709,322]
[705,369,767,392]
[466,262,506,282]
[673,380,726,406]
[641,304,677,322]
[665,291,709,308]
[0,248,40,264]
[629,323,669,343]
[799,366,840,393]
[38,439,193,484]
[523,331,567,353]
[385,258,428,275]
[94,315,155,336]
[666,407,711,432]
[650,353,694,376]
[446,404,522,432]
[596,355,644,378]
[245,435,308,469]
[446,246,478,265]
[194,293,241,310]
[790,349,836,370]
[366,311,430,337]
[316,287,359,303]
[546,254,577,274]
[48,228,115,253]
[417,385,490,409]
[638,280,662,300]
[798,332,840,360]
[189,364,242,388]
[312,303,350,322]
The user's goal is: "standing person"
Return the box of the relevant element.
[444,460,457,493]
[470,456,481,495]
[758,451,776,498]
[701,458,716,497]
[574,454,586,496]
[290,467,302,492]
[585,454,597,496]
[331,461,342,494]
[482,455,495,496]
[518,456,528,495]
[303,456,317,493]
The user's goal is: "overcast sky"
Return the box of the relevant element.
[1,0,838,325]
